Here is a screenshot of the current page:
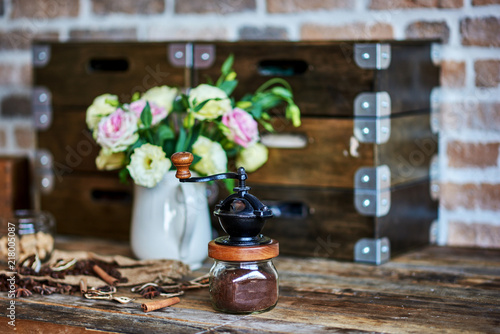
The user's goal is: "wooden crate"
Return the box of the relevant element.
[33,41,439,262]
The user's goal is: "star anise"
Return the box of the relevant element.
[142,287,160,299]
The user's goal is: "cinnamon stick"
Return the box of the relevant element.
[92,264,119,286]
[141,297,180,312]
[79,278,88,294]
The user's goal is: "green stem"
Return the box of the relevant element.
[255,78,292,94]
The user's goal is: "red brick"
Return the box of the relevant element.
[461,16,500,47]
[447,141,499,168]
[475,60,500,87]
[267,0,352,13]
[405,20,450,43]
[69,28,137,41]
[441,183,500,211]
[441,102,500,132]
[301,22,393,40]
[175,0,256,14]
[370,0,463,9]
[440,61,465,87]
[0,30,59,50]
[472,0,500,5]
[1,95,31,118]
[448,221,500,248]
[0,64,30,85]
[14,126,34,149]
[91,0,165,15]
[11,0,79,18]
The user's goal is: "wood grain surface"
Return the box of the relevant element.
[0,238,498,333]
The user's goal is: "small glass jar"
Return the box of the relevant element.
[0,210,55,263]
[209,259,279,314]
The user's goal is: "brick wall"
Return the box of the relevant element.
[0,0,499,248]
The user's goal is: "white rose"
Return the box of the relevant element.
[86,94,119,130]
[188,84,231,120]
[96,108,139,153]
[127,144,171,188]
[95,150,126,171]
[192,136,227,175]
[142,86,178,114]
[236,143,269,173]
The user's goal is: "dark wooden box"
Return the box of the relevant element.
[32,41,439,263]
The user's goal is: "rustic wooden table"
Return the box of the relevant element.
[1,237,499,333]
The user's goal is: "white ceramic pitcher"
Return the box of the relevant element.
[130,171,212,270]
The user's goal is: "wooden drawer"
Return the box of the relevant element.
[249,112,437,188]
[194,41,439,116]
[212,179,438,263]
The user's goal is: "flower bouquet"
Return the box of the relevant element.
[86,55,301,188]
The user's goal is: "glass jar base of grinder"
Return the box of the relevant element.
[208,239,279,314]
[172,152,279,314]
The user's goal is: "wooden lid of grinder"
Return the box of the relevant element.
[208,239,279,262]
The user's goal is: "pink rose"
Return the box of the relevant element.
[222,108,259,148]
[96,108,139,152]
[129,99,168,126]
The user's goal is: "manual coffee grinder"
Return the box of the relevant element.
[171,152,279,314]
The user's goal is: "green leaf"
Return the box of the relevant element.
[175,128,187,152]
[118,168,129,184]
[271,86,293,99]
[219,80,238,96]
[250,103,263,119]
[186,123,202,152]
[128,138,146,158]
[155,124,175,143]
[140,102,152,128]
[221,54,234,76]
[131,92,141,102]
[192,154,202,166]
[193,99,212,113]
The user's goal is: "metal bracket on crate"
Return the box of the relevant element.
[34,149,54,194]
[354,165,391,217]
[354,43,391,70]
[430,155,440,200]
[32,44,51,68]
[354,92,391,117]
[168,43,215,69]
[353,117,391,144]
[430,88,441,134]
[32,86,52,130]
[354,237,391,265]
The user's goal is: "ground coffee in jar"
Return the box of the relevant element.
[208,240,279,314]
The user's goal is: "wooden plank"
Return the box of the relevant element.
[248,113,437,188]
[34,42,185,107]
[40,174,133,239]
[194,41,439,117]
[1,245,499,333]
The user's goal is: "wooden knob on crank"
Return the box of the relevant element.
[171,152,194,179]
